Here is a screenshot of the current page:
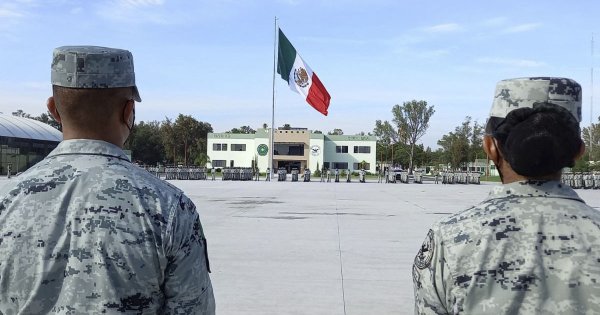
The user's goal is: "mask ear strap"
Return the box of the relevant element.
[123,100,135,132]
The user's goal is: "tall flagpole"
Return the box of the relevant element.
[270,16,278,179]
[590,33,594,160]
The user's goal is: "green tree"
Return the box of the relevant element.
[125,121,165,165]
[193,151,211,167]
[313,130,323,134]
[391,100,435,173]
[437,117,484,170]
[12,109,31,118]
[470,120,485,162]
[160,117,178,165]
[227,125,256,134]
[327,128,344,135]
[373,119,397,167]
[190,133,212,167]
[173,114,213,166]
[34,111,62,131]
[582,117,600,163]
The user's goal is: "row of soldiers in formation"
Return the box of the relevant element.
[561,172,600,189]
[144,166,483,185]
[438,171,482,185]
[146,166,210,180]
[146,166,256,181]
[377,170,481,185]
[145,167,598,189]
[275,168,368,183]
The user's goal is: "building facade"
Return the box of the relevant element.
[207,128,377,173]
[0,114,63,175]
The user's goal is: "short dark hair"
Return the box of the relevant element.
[490,103,582,177]
[52,86,133,130]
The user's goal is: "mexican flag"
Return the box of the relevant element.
[277,28,331,116]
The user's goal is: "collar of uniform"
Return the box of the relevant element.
[486,180,584,203]
[47,139,131,162]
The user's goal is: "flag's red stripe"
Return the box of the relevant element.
[306,73,331,116]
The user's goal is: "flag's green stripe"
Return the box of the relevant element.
[277,29,297,82]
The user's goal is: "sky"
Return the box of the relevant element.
[0,0,599,148]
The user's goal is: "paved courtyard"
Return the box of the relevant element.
[170,179,600,315]
[1,177,598,314]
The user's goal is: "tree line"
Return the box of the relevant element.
[9,107,600,171]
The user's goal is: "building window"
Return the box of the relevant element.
[213,160,226,167]
[332,162,348,169]
[336,146,348,153]
[213,143,228,151]
[274,144,304,156]
[323,162,330,169]
[353,162,370,170]
[353,146,371,154]
[231,144,246,151]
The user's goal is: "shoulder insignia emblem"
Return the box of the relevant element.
[294,67,310,88]
[414,229,435,269]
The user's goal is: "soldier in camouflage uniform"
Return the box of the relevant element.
[0,46,215,314]
[413,77,600,314]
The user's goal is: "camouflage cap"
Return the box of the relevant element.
[489,77,581,122]
[51,46,141,102]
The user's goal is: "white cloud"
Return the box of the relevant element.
[96,0,171,24]
[476,57,545,68]
[482,16,507,27]
[0,8,23,17]
[423,23,463,33]
[277,0,301,5]
[300,36,369,46]
[0,3,28,37]
[419,49,450,59]
[118,0,165,7]
[502,23,541,33]
[70,7,82,14]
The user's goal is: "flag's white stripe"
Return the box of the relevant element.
[288,53,314,98]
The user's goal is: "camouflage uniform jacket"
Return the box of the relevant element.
[0,139,215,314]
[413,180,600,314]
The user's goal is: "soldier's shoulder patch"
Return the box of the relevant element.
[414,229,435,269]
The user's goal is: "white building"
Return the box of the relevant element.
[466,159,498,176]
[207,128,377,173]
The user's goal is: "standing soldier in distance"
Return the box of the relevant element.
[0,46,215,314]
[413,77,600,314]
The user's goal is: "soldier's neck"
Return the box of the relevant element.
[499,163,561,184]
[61,126,125,148]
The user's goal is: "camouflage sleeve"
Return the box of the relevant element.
[163,194,215,314]
[412,228,452,315]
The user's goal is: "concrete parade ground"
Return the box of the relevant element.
[171,179,600,315]
[1,177,598,314]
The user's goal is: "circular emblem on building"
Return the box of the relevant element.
[414,229,434,269]
[257,144,268,156]
[310,145,321,156]
[294,67,310,88]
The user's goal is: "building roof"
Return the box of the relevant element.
[0,113,62,142]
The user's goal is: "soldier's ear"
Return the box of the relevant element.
[483,135,498,161]
[47,96,62,124]
[123,100,135,126]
